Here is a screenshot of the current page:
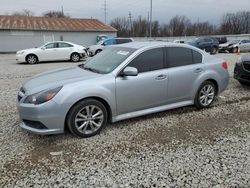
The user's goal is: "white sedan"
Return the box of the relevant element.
[16,41,88,64]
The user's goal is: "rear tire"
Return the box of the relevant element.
[26,54,38,64]
[67,99,108,138]
[232,47,238,53]
[71,53,80,62]
[194,81,217,109]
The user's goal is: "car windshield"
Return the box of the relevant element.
[81,47,136,74]
[228,40,240,44]
[97,40,105,45]
[186,38,199,44]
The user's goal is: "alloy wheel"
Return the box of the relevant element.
[27,55,37,64]
[199,84,215,106]
[72,54,80,62]
[74,105,104,135]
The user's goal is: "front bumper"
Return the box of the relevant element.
[234,63,250,83]
[17,99,65,135]
[16,54,26,63]
[87,49,95,57]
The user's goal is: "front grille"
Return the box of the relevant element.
[241,75,250,80]
[17,95,22,102]
[243,62,250,72]
[23,120,48,129]
[20,87,25,94]
[17,87,25,102]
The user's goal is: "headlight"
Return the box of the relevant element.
[24,86,62,105]
[17,51,25,55]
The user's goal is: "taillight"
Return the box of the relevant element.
[222,62,228,70]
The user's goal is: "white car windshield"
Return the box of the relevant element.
[82,47,136,74]
[229,40,240,44]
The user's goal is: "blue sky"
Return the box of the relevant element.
[0,0,249,25]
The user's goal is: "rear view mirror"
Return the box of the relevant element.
[122,67,138,77]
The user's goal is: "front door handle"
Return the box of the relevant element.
[155,75,167,80]
[194,68,203,73]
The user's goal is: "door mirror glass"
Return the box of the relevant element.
[122,67,138,76]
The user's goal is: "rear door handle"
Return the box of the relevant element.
[155,75,167,80]
[194,68,203,73]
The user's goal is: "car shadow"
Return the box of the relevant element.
[16,59,86,65]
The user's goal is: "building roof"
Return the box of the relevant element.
[0,15,116,32]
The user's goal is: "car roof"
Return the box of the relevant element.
[116,41,195,50]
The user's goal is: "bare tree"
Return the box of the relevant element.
[110,10,249,37]
[220,11,250,34]
[110,17,130,37]
[12,9,35,16]
[168,15,191,36]
[187,22,215,36]
[132,16,148,37]
[42,10,70,18]
[159,24,170,37]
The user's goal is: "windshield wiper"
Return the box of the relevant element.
[82,66,101,74]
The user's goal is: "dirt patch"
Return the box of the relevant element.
[135,111,250,147]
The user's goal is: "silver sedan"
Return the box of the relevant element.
[17,42,229,138]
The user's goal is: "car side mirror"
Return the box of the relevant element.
[41,47,45,50]
[122,67,138,77]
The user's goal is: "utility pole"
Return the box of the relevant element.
[61,6,64,17]
[128,12,132,36]
[149,0,152,38]
[147,11,150,37]
[104,0,107,24]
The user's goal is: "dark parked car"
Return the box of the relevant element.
[234,54,250,86]
[215,37,227,44]
[187,37,219,55]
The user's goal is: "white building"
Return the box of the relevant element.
[0,15,117,52]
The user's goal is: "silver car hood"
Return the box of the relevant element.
[23,66,101,95]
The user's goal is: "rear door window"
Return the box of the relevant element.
[193,50,203,63]
[45,43,57,49]
[129,48,164,73]
[166,47,202,68]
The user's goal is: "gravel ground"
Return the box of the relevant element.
[0,53,249,187]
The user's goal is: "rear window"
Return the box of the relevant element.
[166,47,202,68]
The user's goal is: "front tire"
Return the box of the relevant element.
[67,99,108,138]
[194,81,217,109]
[210,47,218,55]
[26,54,38,64]
[71,53,80,62]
